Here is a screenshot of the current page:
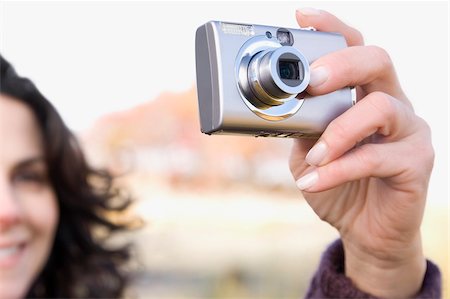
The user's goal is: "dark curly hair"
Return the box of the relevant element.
[0,54,139,298]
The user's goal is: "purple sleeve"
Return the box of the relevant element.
[305,239,442,298]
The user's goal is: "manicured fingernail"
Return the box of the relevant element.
[309,66,329,87]
[305,141,328,166]
[296,7,321,16]
[296,171,319,190]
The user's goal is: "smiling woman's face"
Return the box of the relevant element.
[0,94,59,298]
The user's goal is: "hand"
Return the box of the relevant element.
[290,8,434,298]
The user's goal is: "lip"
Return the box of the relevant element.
[0,242,26,268]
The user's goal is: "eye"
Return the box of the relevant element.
[13,169,49,186]
[10,158,51,189]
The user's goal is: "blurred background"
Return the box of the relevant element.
[1,1,448,298]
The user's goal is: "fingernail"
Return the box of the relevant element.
[296,7,321,16]
[296,171,319,190]
[309,66,329,87]
[305,141,328,166]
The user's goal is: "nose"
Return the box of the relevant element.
[0,175,22,231]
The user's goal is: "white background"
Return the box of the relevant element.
[1,1,448,206]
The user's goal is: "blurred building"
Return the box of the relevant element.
[80,87,297,193]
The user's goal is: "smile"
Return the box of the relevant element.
[0,243,26,268]
[0,245,20,258]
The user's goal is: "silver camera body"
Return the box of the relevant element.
[195,21,355,138]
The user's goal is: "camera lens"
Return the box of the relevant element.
[276,52,305,88]
[279,60,299,80]
[244,46,310,108]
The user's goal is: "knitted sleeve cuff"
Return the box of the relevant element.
[305,239,442,298]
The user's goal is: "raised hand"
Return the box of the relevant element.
[290,8,434,298]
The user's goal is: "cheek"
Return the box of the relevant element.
[24,187,59,254]
[24,188,59,235]
[22,188,59,287]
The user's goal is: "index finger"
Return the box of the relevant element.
[296,8,364,47]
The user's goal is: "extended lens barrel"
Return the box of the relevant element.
[246,46,310,108]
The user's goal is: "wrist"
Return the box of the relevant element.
[342,234,426,298]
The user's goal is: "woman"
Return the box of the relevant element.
[0,8,442,298]
[0,55,137,298]
[290,8,441,298]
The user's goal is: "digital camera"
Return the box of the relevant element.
[195,21,355,138]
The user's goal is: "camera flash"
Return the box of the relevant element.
[276,29,294,46]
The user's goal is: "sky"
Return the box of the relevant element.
[1,1,449,205]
